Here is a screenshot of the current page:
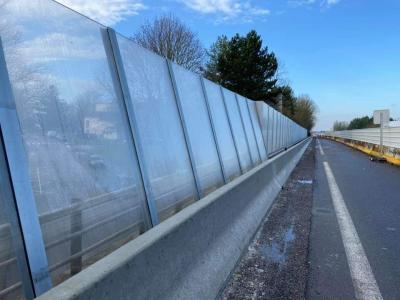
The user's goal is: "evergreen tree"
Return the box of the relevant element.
[205,30,278,104]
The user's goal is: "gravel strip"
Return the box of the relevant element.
[220,141,315,300]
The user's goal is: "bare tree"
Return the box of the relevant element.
[133,14,205,73]
[293,95,317,134]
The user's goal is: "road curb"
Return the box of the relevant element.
[324,137,400,167]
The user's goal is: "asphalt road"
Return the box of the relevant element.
[307,138,400,300]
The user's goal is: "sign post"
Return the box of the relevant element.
[373,109,390,158]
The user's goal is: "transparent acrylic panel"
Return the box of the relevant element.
[276,111,281,151]
[283,117,287,148]
[0,146,27,300]
[271,109,277,152]
[247,100,267,161]
[279,116,282,148]
[280,116,283,147]
[171,63,224,195]
[116,34,197,222]
[0,207,25,300]
[0,0,151,286]
[236,96,260,165]
[255,102,268,155]
[203,79,241,181]
[222,88,252,172]
[267,107,274,155]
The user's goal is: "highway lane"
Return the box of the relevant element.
[307,138,400,300]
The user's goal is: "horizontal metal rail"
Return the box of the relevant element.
[48,221,143,273]
[325,127,400,149]
[0,281,22,297]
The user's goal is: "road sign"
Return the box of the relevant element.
[373,109,390,125]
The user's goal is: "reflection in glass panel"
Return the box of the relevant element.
[247,100,267,161]
[222,89,252,172]
[0,0,151,286]
[116,34,197,222]
[0,165,26,300]
[172,64,224,195]
[203,80,241,181]
[236,96,260,165]
[0,211,25,300]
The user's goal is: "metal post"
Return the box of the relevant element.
[0,38,52,296]
[380,112,384,156]
[70,198,82,275]
[102,28,159,226]
[200,77,228,184]
[166,60,202,200]
[245,100,262,162]
[220,87,244,174]
[234,94,254,166]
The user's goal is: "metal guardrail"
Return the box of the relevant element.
[324,127,400,149]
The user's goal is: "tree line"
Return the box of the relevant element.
[133,15,316,134]
[333,116,376,131]
[333,115,395,131]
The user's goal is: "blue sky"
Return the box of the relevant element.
[58,0,400,130]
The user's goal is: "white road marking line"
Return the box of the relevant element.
[317,139,325,155]
[323,161,383,300]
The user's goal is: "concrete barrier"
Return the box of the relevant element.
[37,138,311,300]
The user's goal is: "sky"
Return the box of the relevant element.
[56,0,400,131]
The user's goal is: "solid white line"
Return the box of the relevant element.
[317,139,325,155]
[323,162,382,300]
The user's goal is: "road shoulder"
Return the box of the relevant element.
[219,141,315,299]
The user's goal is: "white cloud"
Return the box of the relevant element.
[180,0,270,23]
[2,0,146,26]
[288,0,316,7]
[17,33,105,64]
[324,0,340,7]
[56,0,147,25]
[288,0,341,9]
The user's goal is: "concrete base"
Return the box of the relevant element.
[37,138,311,300]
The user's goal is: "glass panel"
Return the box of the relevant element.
[255,102,268,155]
[0,0,151,286]
[236,96,260,165]
[267,106,274,155]
[0,206,25,300]
[283,117,287,148]
[115,34,197,222]
[247,100,267,160]
[203,79,241,181]
[275,111,280,151]
[171,63,224,195]
[0,145,26,300]
[280,115,283,148]
[222,88,252,172]
[272,109,277,153]
[279,114,283,149]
